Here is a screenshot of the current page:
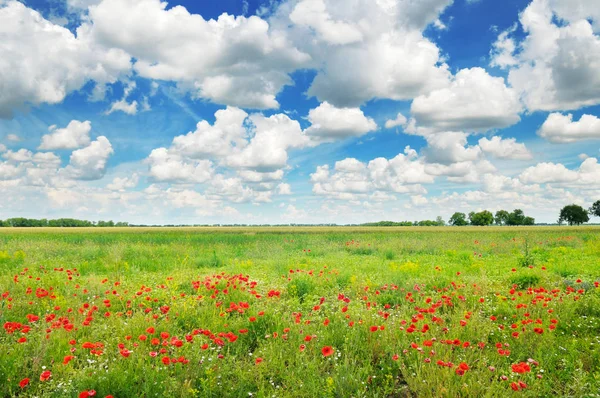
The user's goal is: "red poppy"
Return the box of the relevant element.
[255,358,263,365]
[19,378,29,388]
[299,344,306,352]
[321,346,334,357]
[40,370,51,381]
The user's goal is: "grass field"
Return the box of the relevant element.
[1,227,599,397]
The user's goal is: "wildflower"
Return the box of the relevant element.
[255,358,263,365]
[19,378,29,388]
[40,370,51,381]
[321,346,334,357]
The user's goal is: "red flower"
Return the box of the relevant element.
[255,357,263,365]
[299,344,306,352]
[40,370,51,381]
[511,362,531,374]
[19,378,29,388]
[63,355,75,365]
[370,326,378,332]
[321,346,334,357]
[78,391,96,398]
[161,356,171,365]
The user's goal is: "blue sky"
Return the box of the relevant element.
[0,0,599,224]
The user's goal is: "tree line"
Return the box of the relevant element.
[0,218,129,227]
[448,209,535,226]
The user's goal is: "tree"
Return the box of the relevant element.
[449,212,469,226]
[506,209,525,226]
[590,200,600,218]
[522,216,535,226]
[435,216,446,226]
[494,210,510,225]
[469,210,494,226]
[558,204,589,226]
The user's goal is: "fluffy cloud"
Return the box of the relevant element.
[304,102,377,140]
[519,162,579,184]
[311,146,431,200]
[423,132,481,164]
[225,113,309,171]
[410,68,522,133]
[39,120,92,150]
[107,173,139,191]
[146,148,213,184]
[62,136,114,180]
[478,136,533,160]
[87,0,310,109]
[275,0,452,107]
[385,113,408,129]
[501,0,600,111]
[171,107,249,159]
[0,1,130,118]
[289,0,363,45]
[538,113,600,143]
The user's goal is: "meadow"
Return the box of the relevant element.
[0,226,599,397]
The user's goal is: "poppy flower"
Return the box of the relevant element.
[321,346,334,357]
[19,378,29,388]
[79,391,96,398]
[40,370,51,381]
[255,358,263,365]
[299,344,306,352]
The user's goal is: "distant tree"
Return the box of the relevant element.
[469,210,494,226]
[559,204,589,226]
[590,200,600,218]
[435,216,446,226]
[522,216,535,226]
[506,209,525,226]
[494,210,510,225]
[449,212,469,226]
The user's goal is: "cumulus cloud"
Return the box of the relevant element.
[275,0,452,107]
[385,113,408,129]
[87,0,310,109]
[311,146,432,200]
[501,0,600,111]
[410,67,522,133]
[289,0,363,45]
[519,162,579,184]
[146,148,213,184]
[62,136,114,180]
[0,1,130,118]
[107,173,139,191]
[478,136,533,160]
[304,102,377,140]
[39,120,92,150]
[538,113,600,143]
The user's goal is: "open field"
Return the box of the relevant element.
[1,227,599,397]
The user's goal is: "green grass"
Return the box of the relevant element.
[0,227,599,397]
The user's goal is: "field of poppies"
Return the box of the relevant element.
[1,227,599,397]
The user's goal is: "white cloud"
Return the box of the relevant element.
[519,162,579,184]
[478,136,533,160]
[171,107,249,159]
[277,183,292,195]
[304,102,377,140]
[225,113,309,171]
[385,113,408,129]
[0,144,5,153]
[88,0,310,109]
[490,24,519,69]
[289,0,363,45]
[538,113,600,143]
[39,120,92,150]
[146,148,213,184]
[3,149,33,163]
[311,146,432,200]
[423,132,481,164]
[107,173,139,191]
[6,134,20,142]
[410,67,522,133]
[275,0,452,107]
[504,0,600,111]
[62,136,114,180]
[106,99,138,115]
[0,1,130,118]
[106,81,138,115]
